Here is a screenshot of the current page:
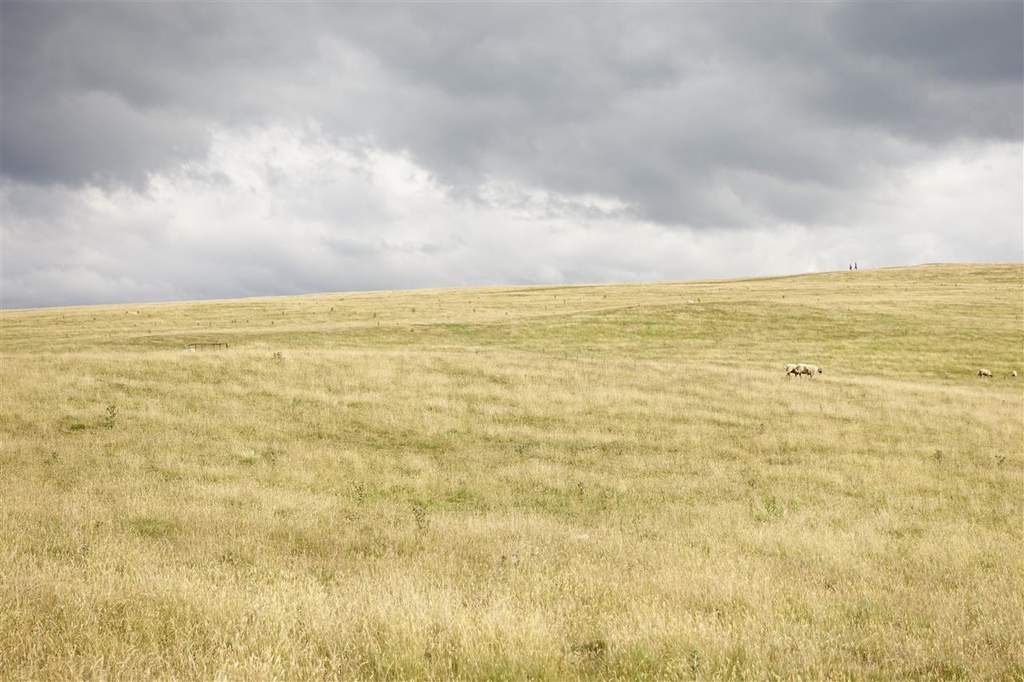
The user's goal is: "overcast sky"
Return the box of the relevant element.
[2,2,1021,309]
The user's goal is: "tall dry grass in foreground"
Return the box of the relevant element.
[1,263,1022,680]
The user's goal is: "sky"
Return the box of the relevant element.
[1,2,1022,310]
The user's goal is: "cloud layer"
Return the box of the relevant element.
[2,2,1021,308]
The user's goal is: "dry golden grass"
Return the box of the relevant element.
[1,263,1022,680]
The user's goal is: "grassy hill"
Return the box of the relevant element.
[1,263,1022,679]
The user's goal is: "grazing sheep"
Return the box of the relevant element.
[794,363,823,377]
[977,369,993,377]
[801,364,823,377]
[1010,371,1018,378]
[785,363,799,376]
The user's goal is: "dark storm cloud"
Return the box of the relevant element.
[4,1,1020,222]
[807,3,1023,144]
[836,1,1024,84]
[0,2,320,187]
[312,1,1022,226]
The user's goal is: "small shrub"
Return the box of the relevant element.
[412,501,429,533]
[103,404,118,428]
[571,638,608,663]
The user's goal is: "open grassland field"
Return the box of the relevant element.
[2,263,1023,680]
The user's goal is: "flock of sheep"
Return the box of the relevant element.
[977,369,1017,378]
[785,363,822,377]
[785,364,1017,379]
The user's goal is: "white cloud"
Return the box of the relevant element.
[2,125,1020,309]
[850,142,1023,266]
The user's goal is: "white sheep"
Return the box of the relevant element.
[793,363,822,377]
[1009,371,1018,378]
[802,363,823,377]
[785,363,799,376]
[977,369,993,377]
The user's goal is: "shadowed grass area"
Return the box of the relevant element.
[1,263,1022,679]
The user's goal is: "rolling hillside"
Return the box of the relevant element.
[1,263,1022,679]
